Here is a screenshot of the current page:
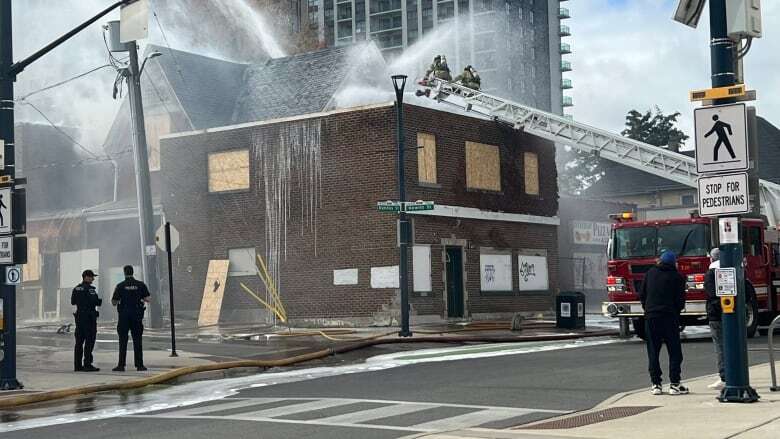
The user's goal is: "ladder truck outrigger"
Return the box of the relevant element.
[415,77,780,339]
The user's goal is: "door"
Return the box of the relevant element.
[446,247,464,318]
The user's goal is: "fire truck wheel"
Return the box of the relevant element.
[746,295,758,339]
[632,317,647,341]
[618,318,631,338]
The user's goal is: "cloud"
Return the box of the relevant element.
[568,0,779,148]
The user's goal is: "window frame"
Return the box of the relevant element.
[228,247,257,277]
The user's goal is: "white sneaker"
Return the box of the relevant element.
[651,384,663,395]
[669,383,690,395]
[707,379,725,390]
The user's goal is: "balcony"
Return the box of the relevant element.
[561,78,573,89]
[561,60,572,71]
[559,25,571,37]
[560,42,571,54]
[559,7,570,19]
[563,96,573,107]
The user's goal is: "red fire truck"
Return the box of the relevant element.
[602,212,780,339]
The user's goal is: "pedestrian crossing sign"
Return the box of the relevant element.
[694,103,749,174]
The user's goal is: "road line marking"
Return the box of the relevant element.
[151,414,433,432]
[311,402,439,424]
[234,398,358,419]
[408,408,533,431]
[155,398,280,417]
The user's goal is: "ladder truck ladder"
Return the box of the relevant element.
[420,79,780,226]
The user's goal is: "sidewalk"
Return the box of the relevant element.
[415,361,780,439]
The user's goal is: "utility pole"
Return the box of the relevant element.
[392,75,412,337]
[708,0,758,403]
[126,41,163,329]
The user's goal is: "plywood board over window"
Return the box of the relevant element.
[466,141,501,191]
[208,149,250,192]
[417,133,437,184]
[23,237,40,282]
[145,113,171,172]
[524,152,539,195]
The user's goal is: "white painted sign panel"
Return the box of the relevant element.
[0,237,12,265]
[572,221,611,245]
[697,173,749,216]
[155,224,180,253]
[413,246,432,292]
[4,266,20,285]
[371,266,399,289]
[695,103,748,173]
[719,217,739,244]
[0,187,10,235]
[518,255,549,291]
[715,267,737,296]
[480,253,512,291]
[333,268,358,286]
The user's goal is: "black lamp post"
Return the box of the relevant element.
[392,75,412,337]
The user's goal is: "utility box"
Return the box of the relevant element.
[727,0,762,39]
[556,291,586,329]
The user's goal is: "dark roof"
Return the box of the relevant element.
[231,45,361,124]
[583,117,780,196]
[149,44,248,130]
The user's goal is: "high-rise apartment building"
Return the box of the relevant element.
[314,0,573,114]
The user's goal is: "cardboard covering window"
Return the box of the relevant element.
[524,152,539,195]
[145,113,171,172]
[466,141,501,191]
[480,253,513,291]
[208,149,250,192]
[413,245,432,292]
[24,237,41,282]
[417,133,437,184]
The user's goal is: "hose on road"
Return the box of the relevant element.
[0,328,617,409]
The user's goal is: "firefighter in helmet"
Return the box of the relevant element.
[425,55,452,81]
[454,65,481,91]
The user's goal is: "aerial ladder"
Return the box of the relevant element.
[417,78,780,227]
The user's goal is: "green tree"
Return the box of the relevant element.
[558,107,689,195]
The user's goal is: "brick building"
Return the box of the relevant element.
[161,102,559,325]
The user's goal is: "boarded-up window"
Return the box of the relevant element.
[466,141,501,191]
[417,133,437,183]
[208,150,250,192]
[23,237,41,282]
[145,113,171,172]
[524,152,539,195]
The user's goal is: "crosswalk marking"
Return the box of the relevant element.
[135,397,569,433]
[312,402,439,424]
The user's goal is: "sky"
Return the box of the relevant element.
[568,0,780,149]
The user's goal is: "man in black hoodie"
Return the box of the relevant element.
[639,251,688,395]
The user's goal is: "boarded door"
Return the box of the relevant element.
[198,260,229,327]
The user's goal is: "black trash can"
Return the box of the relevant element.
[556,291,586,329]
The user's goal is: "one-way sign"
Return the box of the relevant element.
[695,103,749,174]
[698,172,749,217]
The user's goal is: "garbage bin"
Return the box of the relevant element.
[556,291,585,329]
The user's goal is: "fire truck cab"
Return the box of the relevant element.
[602,212,780,339]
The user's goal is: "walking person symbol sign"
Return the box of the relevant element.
[0,187,10,235]
[695,103,748,174]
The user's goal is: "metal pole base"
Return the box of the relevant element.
[718,385,760,403]
[170,351,178,357]
[770,386,780,392]
[398,330,413,338]
[0,378,23,391]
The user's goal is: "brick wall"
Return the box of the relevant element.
[161,103,558,322]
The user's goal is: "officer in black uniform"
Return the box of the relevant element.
[111,265,151,371]
[72,269,101,372]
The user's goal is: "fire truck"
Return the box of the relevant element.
[602,212,780,339]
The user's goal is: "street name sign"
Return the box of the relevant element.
[377,201,401,212]
[404,200,435,212]
[695,103,749,174]
[715,267,737,297]
[377,200,435,212]
[0,187,10,235]
[698,173,749,217]
[0,236,12,265]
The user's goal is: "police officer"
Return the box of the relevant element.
[111,265,151,372]
[72,269,101,372]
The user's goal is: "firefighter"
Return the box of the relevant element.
[454,65,481,91]
[72,270,101,372]
[424,55,452,81]
[639,251,689,395]
[111,265,151,372]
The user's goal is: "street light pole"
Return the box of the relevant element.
[127,42,163,329]
[708,0,758,403]
[392,75,412,338]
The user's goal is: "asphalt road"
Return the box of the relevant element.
[1,335,773,439]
